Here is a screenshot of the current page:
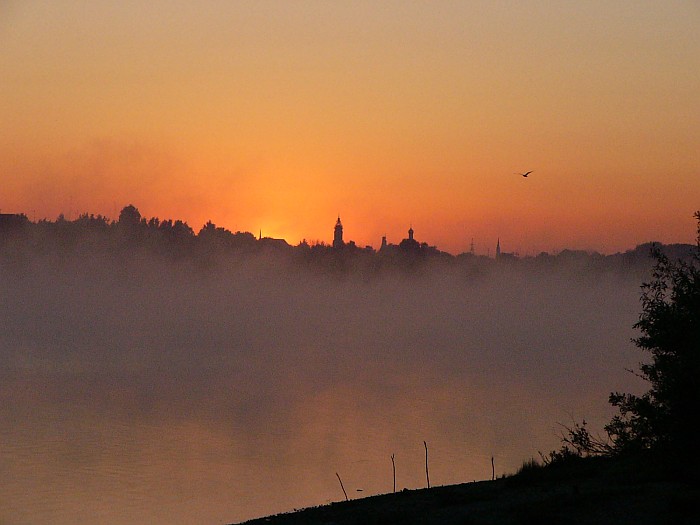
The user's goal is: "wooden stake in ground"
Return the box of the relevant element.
[391,454,396,493]
[424,441,430,489]
[336,472,348,501]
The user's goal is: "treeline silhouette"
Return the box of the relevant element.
[0,205,695,275]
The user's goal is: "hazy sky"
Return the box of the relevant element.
[2,1,699,254]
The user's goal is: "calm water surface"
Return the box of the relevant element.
[1,258,643,524]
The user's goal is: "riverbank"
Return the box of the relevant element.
[235,457,699,525]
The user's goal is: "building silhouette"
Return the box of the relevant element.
[399,225,421,254]
[333,216,344,249]
[0,213,28,231]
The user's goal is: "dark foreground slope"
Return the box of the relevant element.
[235,458,699,525]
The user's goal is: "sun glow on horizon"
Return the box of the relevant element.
[2,2,699,254]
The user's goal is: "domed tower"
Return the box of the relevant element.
[399,225,420,254]
[333,216,344,249]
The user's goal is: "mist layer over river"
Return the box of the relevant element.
[0,252,645,524]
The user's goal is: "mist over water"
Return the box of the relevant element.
[1,250,646,524]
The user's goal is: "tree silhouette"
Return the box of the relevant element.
[604,211,700,475]
[118,204,142,228]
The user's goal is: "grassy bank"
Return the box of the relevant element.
[234,456,699,525]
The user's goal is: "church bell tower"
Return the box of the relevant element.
[333,216,344,249]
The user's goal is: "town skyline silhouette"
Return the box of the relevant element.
[1,204,696,266]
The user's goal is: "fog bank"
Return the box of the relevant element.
[0,250,647,524]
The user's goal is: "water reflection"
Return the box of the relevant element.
[0,261,644,524]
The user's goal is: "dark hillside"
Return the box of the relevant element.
[235,458,699,525]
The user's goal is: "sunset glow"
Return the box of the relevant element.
[2,1,699,254]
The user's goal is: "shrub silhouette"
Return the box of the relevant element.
[556,212,700,479]
[596,211,700,478]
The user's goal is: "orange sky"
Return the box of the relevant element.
[2,1,699,254]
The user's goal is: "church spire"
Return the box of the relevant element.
[333,216,344,249]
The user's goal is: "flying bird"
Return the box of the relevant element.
[518,171,533,178]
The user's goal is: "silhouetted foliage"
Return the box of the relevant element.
[553,213,700,476]
[548,213,700,479]
[602,212,700,476]
[2,203,698,280]
[543,420,613,466]
[158,219,194,240]
[118,204,142,229]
